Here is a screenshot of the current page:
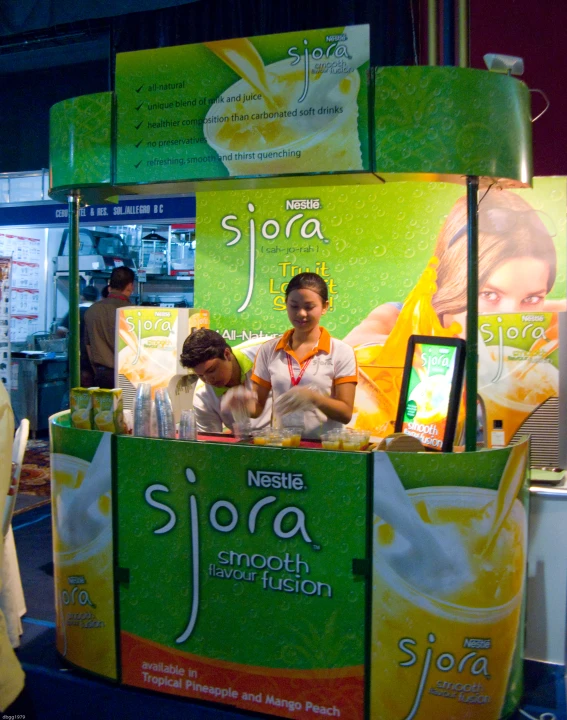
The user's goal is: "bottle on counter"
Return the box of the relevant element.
[491,419,506,448]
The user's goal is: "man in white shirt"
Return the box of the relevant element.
[179,329,272,433]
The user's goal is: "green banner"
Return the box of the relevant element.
[50,92,113,188]
[374,67,532,183]
[195,178,566,436]
[115,26,370,184]
[370,441,530,719]
[50,414,117,680]
[116,436,367,718]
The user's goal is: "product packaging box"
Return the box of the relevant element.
[69,388,94,429]
[92,389,125,433]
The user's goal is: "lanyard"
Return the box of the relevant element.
[287,354,313,387]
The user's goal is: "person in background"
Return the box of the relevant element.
[101,284,110,299]
[57,285,99,387]
[179,329,272,433]
[243,272,357,439]
[0,383,34,717]
[84,267,135,389]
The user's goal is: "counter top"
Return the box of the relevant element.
[12,352,67,362]
[530,470,567,497]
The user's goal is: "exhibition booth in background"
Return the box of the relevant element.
[47,24,567,720]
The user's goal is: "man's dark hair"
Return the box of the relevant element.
[109,266,135,291]
[82,286,99,302]
[180,329,230,369]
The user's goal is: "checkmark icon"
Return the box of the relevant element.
[135,102,144,111]
[135,84,144,93]
[135,139,143,148]
[134,161,142,169]
[134,120,143,130]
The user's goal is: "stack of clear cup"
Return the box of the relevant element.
[179,409,197,441]
[133,383,152,437]
[155,388,176,439]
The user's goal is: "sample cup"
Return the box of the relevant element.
[251,429,269,446]
[281,426,302,448]
[321,430,342,450]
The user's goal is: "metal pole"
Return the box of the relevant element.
[465,176,479,451]
[442,0,456,66]
[458,0,469,68]
[67,194,81,389]
[428,0,438,66]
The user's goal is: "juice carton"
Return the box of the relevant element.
[70,388,94,429]
[92,389,125,434]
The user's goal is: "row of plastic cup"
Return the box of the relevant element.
[133,384,196,440]
[321,429,371,451]
[252,426,302,447]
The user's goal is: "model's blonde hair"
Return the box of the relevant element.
[432,189,557,321]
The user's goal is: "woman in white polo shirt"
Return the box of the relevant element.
[249,272,357,439]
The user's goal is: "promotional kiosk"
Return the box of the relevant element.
[48,24,551,720]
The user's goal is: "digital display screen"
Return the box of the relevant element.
[397,339,464,452]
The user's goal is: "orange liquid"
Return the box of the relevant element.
[204,38,278,110]
[353,259,462,436]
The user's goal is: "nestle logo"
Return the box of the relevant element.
[68,576,86,585]
[463,638,491,649]
[285,199,321,210]
[248,470,306,491]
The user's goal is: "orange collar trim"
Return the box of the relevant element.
[275,327,331,362]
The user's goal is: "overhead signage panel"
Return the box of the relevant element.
[115,26,370,184]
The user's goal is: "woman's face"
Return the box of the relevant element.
[286,288,328,333]
[445,256,550,331]
[478,257,550,313]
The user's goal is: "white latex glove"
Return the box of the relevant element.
[220,386,257,420]
[275,387,316,416]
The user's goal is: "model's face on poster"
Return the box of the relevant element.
[446,256,552,334]
[478,258,550,312]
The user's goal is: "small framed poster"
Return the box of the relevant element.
[395,335,466,452]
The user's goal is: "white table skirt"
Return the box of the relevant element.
[0,526,27,648]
